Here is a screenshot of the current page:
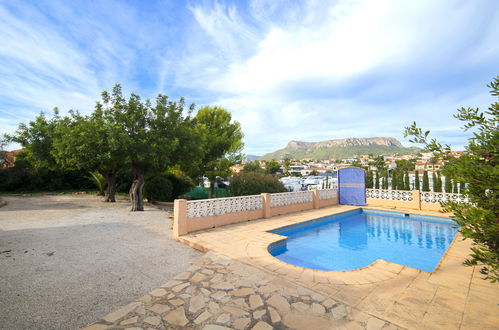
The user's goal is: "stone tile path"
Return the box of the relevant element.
[83,252,398,330]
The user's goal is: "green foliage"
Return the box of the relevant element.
[5,109,61,168]
[374,172,380,189]
[4,84,245,210]
[193,106,244,198]
[444,176,453,193]
[395,159,416,171]
[397,171,404,190]
[264,160,281,174]
[432,172,438,192]
[422,171,430,191]
[164,171,194,200]
[382,173,389,189]
[230,172,287,196]
[415,171,420,190]
[261,145,419,161]
[143,176,173,202]
[282,157,292,174]
[101,85,196,210]
[53,104,127,202]
[243,161,263,173]
[404,76,499,282]
[86,171,106,196]
[0,137,7,168]
[404,171,410,190]
[186,187,230,200]
[435,173,443,192]
[459,182,465,194]
[0,153,93,192]
[366,171,373,188]
[370,156,386,172]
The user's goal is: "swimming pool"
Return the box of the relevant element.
[268,209,458,272]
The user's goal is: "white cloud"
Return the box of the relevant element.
[0,1,166,140]
[177,0,499,154]
[1,0,497,156]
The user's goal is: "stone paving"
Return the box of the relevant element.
[176,205,499,329]
[84,205,499,330]
[83,251,398,330]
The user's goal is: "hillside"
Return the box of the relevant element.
[260,137,419,160]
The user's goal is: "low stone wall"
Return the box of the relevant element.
[173,189,339,237]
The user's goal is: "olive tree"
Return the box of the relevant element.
[404,76,498,282]
[53,106,125,202]
[102,85,195,211]
[5,110,61,169]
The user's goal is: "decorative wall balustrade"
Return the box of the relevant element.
[366,189,414,201]
[307,184,338,191]
[270,191,313,208]
[367,189,468,205]
[187,195,262,219]
[318,189,338,200]
[420,192,468,204]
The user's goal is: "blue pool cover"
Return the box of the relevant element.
[338,167,366,206]
[269,209,458,272]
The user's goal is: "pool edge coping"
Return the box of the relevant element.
[177,205,461,286]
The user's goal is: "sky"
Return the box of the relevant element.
[0,0,498,155]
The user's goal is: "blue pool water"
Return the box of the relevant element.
[269,209,458,272]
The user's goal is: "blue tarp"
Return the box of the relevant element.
[338,167,366,206]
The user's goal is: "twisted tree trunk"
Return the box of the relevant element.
[104,173,117,202]
[130,170,145,211]
[209,181,215,199]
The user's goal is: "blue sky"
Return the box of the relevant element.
[1,0,498,155]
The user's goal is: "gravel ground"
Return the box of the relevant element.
[0,194,202,330]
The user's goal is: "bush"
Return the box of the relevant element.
[0,166,93,192]
[229,172,287,196]
[164,173,194,200]
[116,170,134,194]
[143,176,173,203]
[186,187,231,200]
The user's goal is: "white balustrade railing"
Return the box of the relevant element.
[270,191,313,208]
[187,195,262,219]
[318,189,338,200]
[420,192,468,204]
[186,189,469,219]
[307,184,338,191]
[366,189,414,201]
[367,189,468,204]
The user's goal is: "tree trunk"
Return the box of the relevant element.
[104,173,117,202]
[130,171,145,211]
[209,181,215,199]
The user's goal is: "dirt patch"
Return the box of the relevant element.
[0,194,202,329]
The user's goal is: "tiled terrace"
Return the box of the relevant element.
[84,205,498,329]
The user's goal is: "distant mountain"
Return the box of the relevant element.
[260,137,419,160]
[244,154,260,162]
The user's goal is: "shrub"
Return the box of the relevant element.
[143,176,173,203]
[164,173,194,200]
[229,172,287,196]
[0,166,93,192]
[86,171,106,196]
[186,187,230,200]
